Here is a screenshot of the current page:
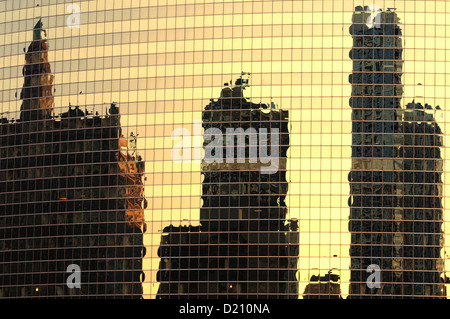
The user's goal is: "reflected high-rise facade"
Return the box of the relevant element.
[348,7,444,298]
[156,78,299,298]
[0,20,146,298]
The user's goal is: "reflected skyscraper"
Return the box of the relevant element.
[157,78,299,298]
[348,7,444,298]
[0,20,146,298]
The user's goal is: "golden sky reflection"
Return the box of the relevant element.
[2,0,450,298]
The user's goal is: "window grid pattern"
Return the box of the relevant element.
[0,0,449,299]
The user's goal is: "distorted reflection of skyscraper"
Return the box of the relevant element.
[302,271,342,299]
[348,7,444,298]
[0,20,147,298]
[156,77,299,298]
[399,101,445,297]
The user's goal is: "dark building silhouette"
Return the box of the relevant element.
[156,77,299,298]
[398,101,445,297]
[0,20,146,298]
[303,271,342,299]
[348,7,444,298]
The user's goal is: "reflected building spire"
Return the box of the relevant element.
[20,19,54,121]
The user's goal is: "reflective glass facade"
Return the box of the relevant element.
[1,0,450,299]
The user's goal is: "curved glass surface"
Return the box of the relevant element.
[0,0,449,299]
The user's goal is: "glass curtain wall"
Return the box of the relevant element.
[0,0,449,299]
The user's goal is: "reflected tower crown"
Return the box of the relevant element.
[33,18,47,41]
[20,18,54,122]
